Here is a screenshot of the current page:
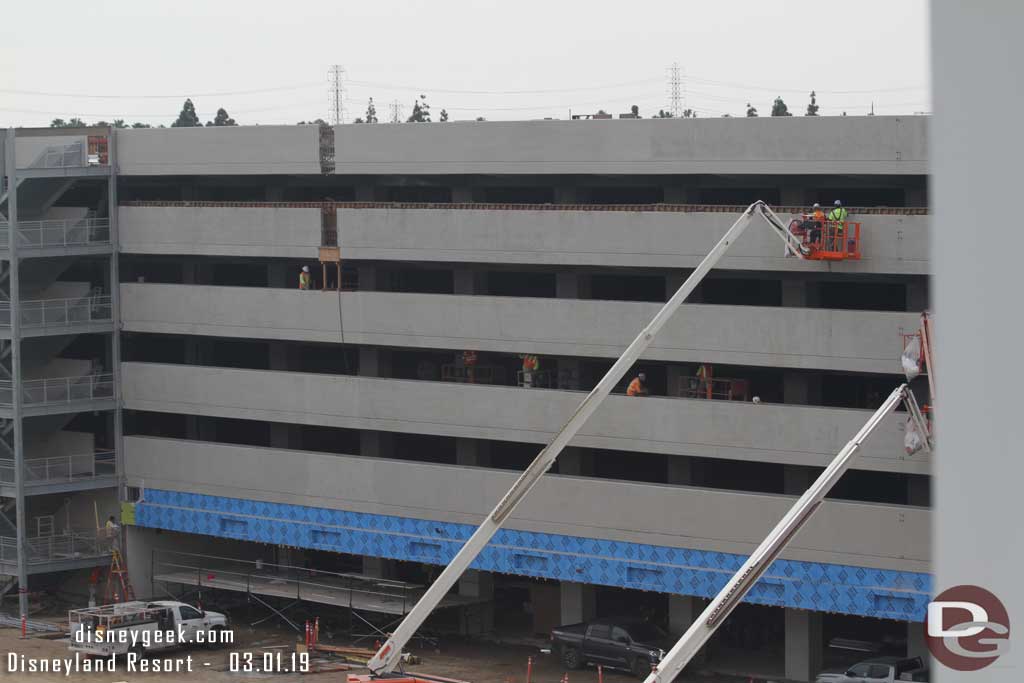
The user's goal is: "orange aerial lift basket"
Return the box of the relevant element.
[788,217,862,261]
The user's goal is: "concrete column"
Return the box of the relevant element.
[456,438,492,467]
[783,372,810,405]
[781,279,808,307]
[452,187,475,203]
[781,187,808,207]
[454,268,485,295]
[554,187,578,204]
[266,186,285,201]
[355,186,376,201]
[362,556,394,579]
[560,582,596,624]
[907,475,930,506]
[268,263,289,289]
[556,272,579,299]
[268,342,293,448]
[907,621,928,660]
[357,265,378,291]
[905,186,927,207]
[668,595,694,635]
[667,457,692,485]
[359,347,391,377]
[783,372,822,405]
[664,187,698,204]
[784,466,813,495]
[784,609,823,682]
[906,280,929,312]
[458,569,495,634]
[559,447,594,476]
[667,365,684,398]
[557,358,582,390]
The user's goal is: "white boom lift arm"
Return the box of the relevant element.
[643,382,930,683]
[368,201,821,675]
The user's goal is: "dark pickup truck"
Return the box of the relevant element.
[550,619,673,678]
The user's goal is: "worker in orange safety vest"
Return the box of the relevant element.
[626,372,649,396]
[520,354,540,387]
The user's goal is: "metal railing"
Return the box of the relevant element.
[0,451,116,486]
[0,530,111,564]
[153,550,421,619]
[0,295,113,329]
[679,376,751,401]
[0,373,115,408]
[0,218,111,250]
[440,364,505,385]
[28,141,85,169]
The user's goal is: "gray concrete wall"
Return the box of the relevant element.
[120,205,928,274]
[114,125,321,175]
[106,116,925,177]
[121,284,921,374]
[124,436,929,573]
[339,208,927,274]
[119,205,321,257]
[122,362,927,474]
[332,116,926,175]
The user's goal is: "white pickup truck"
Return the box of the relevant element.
[816,656,928,683]
[69,600,230,657]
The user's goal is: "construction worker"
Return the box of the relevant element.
[809,202,825,244]
[695,363,712,399]
[626,372,649,396]
[462,349,478,383]
[520,353,540,388]
[299,265,313,290]
[827,200,849,251]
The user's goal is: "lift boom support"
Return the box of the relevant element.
[643,383,930,683]
[367,201,805,674]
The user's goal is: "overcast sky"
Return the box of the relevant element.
[0,0,930,128]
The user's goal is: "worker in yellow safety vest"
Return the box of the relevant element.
[521,354,540,387]
[827,200,849,251]
[299,265,313,290]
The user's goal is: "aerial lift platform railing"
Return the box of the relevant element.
[364,201,817,676]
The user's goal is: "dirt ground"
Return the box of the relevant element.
[0,619,749,683]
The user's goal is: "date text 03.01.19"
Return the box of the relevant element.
[229,651,310,673]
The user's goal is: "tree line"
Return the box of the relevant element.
[49,98,238,129]
[49,90,833,129]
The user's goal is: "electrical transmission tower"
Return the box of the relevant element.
[668,62,684,117]
[389,99,404,123]
[328,65,346,124]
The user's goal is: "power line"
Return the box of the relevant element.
[345,78,662,95]
[0,83,322,99]
[686,75,926,95]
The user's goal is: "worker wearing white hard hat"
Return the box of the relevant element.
[627,372,649,397]
[299,265,313,290]
[827,200,849,251]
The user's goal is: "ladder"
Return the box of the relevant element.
[104,548,135,603]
